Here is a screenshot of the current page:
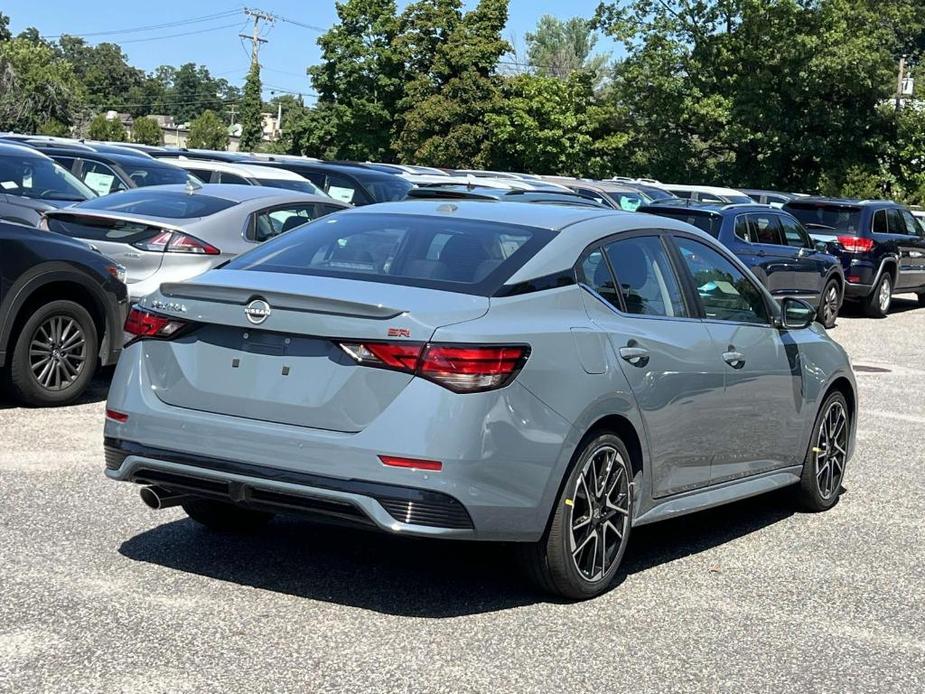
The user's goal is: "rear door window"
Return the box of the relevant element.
[779,216,812,248]
[603,236,689,318]
[217,171,249,185]
[79,160,127,196]
[734,215,753,242]
[226,213,554,296]
[579,249,621,308]
[900,209,922,236]
[749,213,785,245]
[250,204,321,243]
[325,173,369,205]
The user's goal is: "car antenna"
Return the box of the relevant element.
[466,173,477,190]
[185,177,202,195]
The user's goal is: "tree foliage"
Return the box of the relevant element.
[132,115,161,145]
[87,113,126,141]
[238,61,264,151]
[57,36,143,111]
[525,15,607,83]
[187,109,228,150]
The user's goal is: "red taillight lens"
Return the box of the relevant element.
[124,306,187,341]
[379,455,442,472]
[338,342,529,393]
[419,345,529,392]
[105,409,129,423]
[836,235,875,253]
[133,231,219,255]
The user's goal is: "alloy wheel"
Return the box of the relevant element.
[28,315,87,392]
[823,283,839,324]
[878,276,892,314]
[568,445,630,582]
[814,401,848,500]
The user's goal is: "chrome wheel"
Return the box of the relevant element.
[568,445,630,582]
[878,276,892,314]
[28,315,87,392]
[814,401,848,500]
[822,283,839,324]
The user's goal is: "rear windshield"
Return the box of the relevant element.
[644,209,721,237]
[255,178,325,196]
[786,203,863,234]
[226,212,555,295]
[47,214,162,243]
[77,189,237,218]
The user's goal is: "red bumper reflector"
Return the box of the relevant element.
[106,409,129,423]
[379,455,442,472]
[846,275,862,283]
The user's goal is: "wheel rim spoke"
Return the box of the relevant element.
[815,402,848,500]
[28,316,85,391]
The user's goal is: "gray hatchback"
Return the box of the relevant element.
[104,201,857,599]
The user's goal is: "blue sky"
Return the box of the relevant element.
[5,1,618,103]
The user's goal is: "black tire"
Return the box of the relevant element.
[795,391,850,512]
[8,300,98,407]
[520,432,633,600]
[862,271,892,318]
[182,498,274,531]
[816,278,841,329]
[918,293,925,307]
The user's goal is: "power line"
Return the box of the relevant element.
[275,15,327,33]
[239,8,275,65]
[41,9,244,40]
[117,23,241,45]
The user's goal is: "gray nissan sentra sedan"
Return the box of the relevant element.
[104,201,857,599]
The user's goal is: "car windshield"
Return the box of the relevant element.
[786,203,863,233]
[255,178,325,196]
[358,174,413,202]
[226,212,555,296]
[77,189,237,218]
[645,209,721,237]
[0,154,95,201]
[121,162,190,187]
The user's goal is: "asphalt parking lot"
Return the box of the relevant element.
[1,299,923,693]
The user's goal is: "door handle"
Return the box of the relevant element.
[722,351,746,369]
[619,346,650,367]
[755,249,766,257]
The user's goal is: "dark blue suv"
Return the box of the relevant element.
[640,202,845,327]
[783,198,925,317]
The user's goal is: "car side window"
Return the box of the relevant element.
[698,193,724,203]
[779,216,812,248]
[749,213,785,245]
[325,173,368,205]
[604,236,689,318]
[186,168,215,183]
[673,190,692,199]
[734,215,753,242]
[872,209,889,233]
[250,204,319,243]
[674,237,769,325]
[579,249,622,309]
[899,209,921,236]
[217,171,248,185]
[80,160,127,196]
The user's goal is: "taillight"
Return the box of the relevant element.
[133,230,219,255]
[124,306,187,342]
[379,455,442,472]
[836,235,875,253]
[338,342,530,393]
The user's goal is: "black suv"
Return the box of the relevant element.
[251,159,413,205]
[641,201,844,327]
[783,198,925,316]
[30,146,190,195]
[0,220,128,405]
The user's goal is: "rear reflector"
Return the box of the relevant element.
[379,455,442,472]
[338,342,530,393]
[124,306,188,341]
[105,409,129,423]
[846,274,862,283]
[836,235,875,253]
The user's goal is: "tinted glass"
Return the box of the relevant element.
[355,173,413,203]
[324,172,364,204]
[779,216,811,248]
[674,237,768,324]
[698,193,724,203]
[217,171,248,185]
[254,178,324,195]
[886,208,906,235]
[604,236,688,317]
[121,162,189,187]
[872,209,889,234]
[184,168,214,182]
[726,195,756,204]
[226,213,554,296]
[0,154,95,201]
[786,203,863,233]
[750,213,785,245]
[250,204,320,243]
[580,249,621,308]
[900,209,922,236]
[78,190,237,218]
[734,215,752,242]
[646,209,721,237]
[46,214,163,243]
[80,160,127,195]
[672,190,693,199]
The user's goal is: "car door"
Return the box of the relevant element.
[744,211,801,298]
[778,213,829,297]
[895,208,925,290]
[670,234,805,482]
[577,233,725,498]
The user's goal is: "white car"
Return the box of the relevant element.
[156,158,327,197]
[660,184,755,204]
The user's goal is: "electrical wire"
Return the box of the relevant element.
[41,9,244,40]
[116,23,241,45]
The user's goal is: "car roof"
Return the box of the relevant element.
[157,158,308,180]
[36,147,182,168]
[785,196,900,207]
[641,201,774,215]
[256,159,399,180]
[739,188,795,197]
[109,183,325,203]
[0,141,53,159]
[662,183,748,196]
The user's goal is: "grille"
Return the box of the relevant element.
[378,497,473,529]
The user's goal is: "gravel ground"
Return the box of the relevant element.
[1,297,923,693]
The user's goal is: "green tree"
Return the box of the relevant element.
[0,12,11,42]
[57,36,143,112]
[394,0,511,167]
[238,61,264,152]
[187,109,228,150]
[132,116,162,145]
[36,118,70,137]
[170,63,226,123]
[301,0,404,160]
[0,37,84,133]
[525,16,607,83]
[87,113,126,142]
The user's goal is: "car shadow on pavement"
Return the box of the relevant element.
[119,489,795,617]
[837,295,920,320]
[0,367,113,410]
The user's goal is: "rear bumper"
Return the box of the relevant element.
[843,281,873,299]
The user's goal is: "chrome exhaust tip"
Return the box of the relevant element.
[139,486,188,510]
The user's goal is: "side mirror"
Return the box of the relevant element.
[780,297,816,330]
[814,241,828,253]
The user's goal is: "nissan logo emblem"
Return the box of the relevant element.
[244,299,271,325]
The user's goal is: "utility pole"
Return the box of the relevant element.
[896,54,907,112]
[239,8,275,66]
[228,104,237,127]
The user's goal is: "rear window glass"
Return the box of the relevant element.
[255,178,325,196]
[121,163,190,187]
[77,190,236,218]
[46,214,162,243]
[226,213,555,295]
[644,209,721,237]
[786,203,863,234]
